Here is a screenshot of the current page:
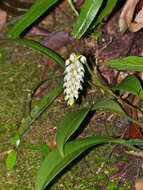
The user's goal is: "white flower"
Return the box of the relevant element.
[69,53,76,62]
[80,56,86,63]
[65,59,70,66]
[63,53,86,106]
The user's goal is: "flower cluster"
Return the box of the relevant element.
[63,53,86,106]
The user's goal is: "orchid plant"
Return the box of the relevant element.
[1,0,143,190]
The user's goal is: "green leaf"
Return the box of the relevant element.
[91,99,139,124]
[101,56,143,72]
[91,0,117,29]
[10,134,20,147]
[127,139,143,146]
[56,107,91,156]
[35,136,139,190]
[18,85,63,135]
[72,0,103,38]
[0,38,65,69]
[22,145,41,151]
[6,150,17,170]
[22,143,51,158]
[7,0,60,38]
[40,142,51,159]
[113,75,143,99]
[35,136,114,190]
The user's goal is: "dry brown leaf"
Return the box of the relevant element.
[129,7,143,32]
[135,177,143,190]
[129,22,143,32]
[0,9,7,30]
[135,7,143,22]
[48,136,56,150]
[126,151,143,158]
[119,0,139,33]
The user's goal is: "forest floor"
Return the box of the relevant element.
[0,1,143,190]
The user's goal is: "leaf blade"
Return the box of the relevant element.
[18,85,63,135]
[0,38,65,69]
[35,136,116,190]
[36,136,140,190]
[113,75,143,99]
[102,56,143,72]
[72,0,103,38]
[91,99,139,124]
[56,107,91,156]
[6,150,17,170]
[7,0,60,38]
[91,0,117,29]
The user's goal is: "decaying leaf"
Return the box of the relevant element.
[129,7,143,32]
[119,0,139,33]
[135,177,143,190]
[0,9,7,30]
[118,0,143,33]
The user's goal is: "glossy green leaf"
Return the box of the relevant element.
[56,107,91,156]
[102,56,143,72]
[127,139,143,145]
[113,75,143,99]
[72,0,103,38]
[91,99,139,124]
[91,0,117,29]
[0,38,65,69]
[35,136,139,190]
[18,85,63,135]
[7,0,60,38]
[10,134,20,147]
[6,150,17,170]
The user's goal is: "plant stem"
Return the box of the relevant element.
[85,62,143,114]
[67,0,79,16]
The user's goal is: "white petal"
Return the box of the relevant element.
[68,64,74,70]
[77,66,84,72]
[65,59,70,66]
[64,95,69,100]
[80,71,84,77]
[80,56,86,63]
[64,74,71,81]
[78,84,83,90]
[70,53,76,62]
[76,77,84,83]
[73,91,78,99]
[64,88,71,94]
[75,60,81,67]
[76,74,83,80]
[75,82,82,90]
[64,81,71,87]
[67,98,74,106]
[73,70,77,75]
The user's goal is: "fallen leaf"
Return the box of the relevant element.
[119,0,139,33]
[48,136,56,150]
[0,9,7,30]
[129,7,143,32]
[135,177,143,190]
[135,7,143,22]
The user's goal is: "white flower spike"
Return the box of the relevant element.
[63,53,86,106]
